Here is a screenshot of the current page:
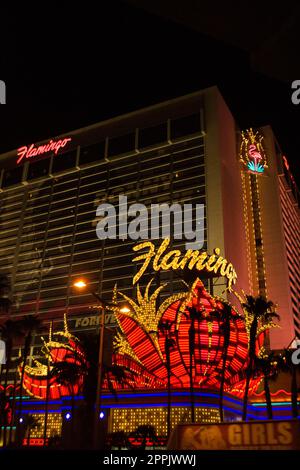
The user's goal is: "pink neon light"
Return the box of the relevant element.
[248,144,262,167]
[283,155,289,171]
[17,138,72,164]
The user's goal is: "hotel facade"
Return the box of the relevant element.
[0,87,299,443]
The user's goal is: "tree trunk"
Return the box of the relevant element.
[189,318,195,423]
[43,358,50,446]
[219,319,230,422]
[17,334,31,446]
[243,318,258,421]
[166,341,171,437]
[242,366,251,421]
[2,341,12,447]
[27,425,31,447]
[71,384,75,439]
[9,365,18,446]
[264,375,273,419]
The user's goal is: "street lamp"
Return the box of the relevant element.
[119,305,131,314]
[73,279,87,289]
[72,278,129,449]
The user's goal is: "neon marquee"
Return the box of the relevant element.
[132,238,237,288]
[17,137,72,164]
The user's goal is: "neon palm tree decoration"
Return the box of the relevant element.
[240,128,268,175]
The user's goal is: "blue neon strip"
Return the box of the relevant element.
[17,404,259,420]
[252,402,300,407]
[15,399,65,406]
[17,410,60,415]
[250,406,298,412]
[20,392,256,411]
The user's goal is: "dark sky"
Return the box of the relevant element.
[0,1,299,184]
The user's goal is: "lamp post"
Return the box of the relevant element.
[73,279,130,449]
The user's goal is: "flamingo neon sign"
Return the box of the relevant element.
[17,137,72,165]
[247,143,264,173]
[239,128,267,174]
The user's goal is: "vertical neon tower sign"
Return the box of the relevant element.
[239,128,267,174]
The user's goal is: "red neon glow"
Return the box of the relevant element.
[21,329,86,400]
[23,438,48,447]
[253,389,291,399]
[107,280,263,397]
[17,137,72,164]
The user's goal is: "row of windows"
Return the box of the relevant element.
[0,113,203,188]
[0,137,207,316]
[0,146,204,213]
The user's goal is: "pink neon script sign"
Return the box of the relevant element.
[17,138,72,164]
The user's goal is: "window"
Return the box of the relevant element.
[139,123,167,149]
[27,158,50,180]
[171,113,201,140]
[108,133,135,157]
[80,141,105,166]
[2,166,23,188]
[51,150,77,174]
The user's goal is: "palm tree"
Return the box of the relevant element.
[0,319,23,446]
[217,302,236,422]
[0,320,23,385]
[17,315,41,445]
[50,356,86,435]
[24,414,41,447]
[43,353,51,446]
[160,319,176,437]
[0,389,11,428]
[254,352,279,419]
[8,357,21,446]
[103,363,132,395]
[49,332,130,448]
[241,295,279,421]
[186,296,205,423]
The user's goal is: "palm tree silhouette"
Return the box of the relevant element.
[50,355,86,435]
[241,295,279,421]
[217,301,237,422]
[49,332,130,448]
[0,319,23,446]
[16,314,41,445]
[160,319,176,437]
[254,352,280,419]
[24,414,41,447]
[186,294,206,423]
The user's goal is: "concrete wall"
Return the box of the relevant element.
[258,126,295,349]
[204,87,250,300]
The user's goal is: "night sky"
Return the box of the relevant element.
[1,1,299,184]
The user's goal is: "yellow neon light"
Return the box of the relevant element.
[132,239,237,288]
